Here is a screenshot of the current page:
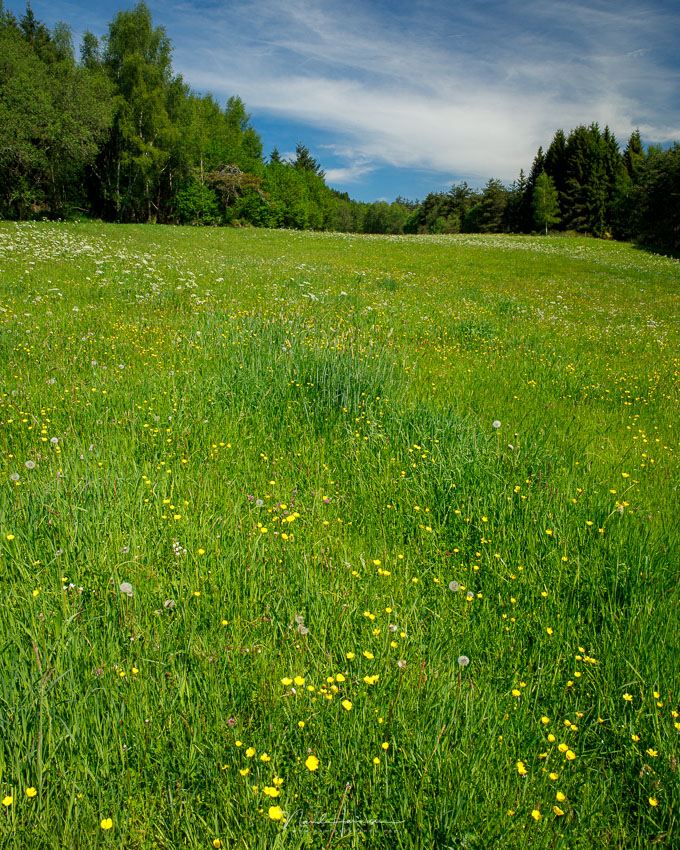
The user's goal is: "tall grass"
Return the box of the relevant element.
[0,222,678,848]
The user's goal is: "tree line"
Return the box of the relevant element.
[1,2,678,250]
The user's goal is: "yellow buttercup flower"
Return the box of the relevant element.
[305,755,319,771]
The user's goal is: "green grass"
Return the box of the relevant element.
[0,222,678,848]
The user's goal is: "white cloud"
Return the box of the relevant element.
[324,161,376,184]
[165,0,679,181]
[23,0,680,183]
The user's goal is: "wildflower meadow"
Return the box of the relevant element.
[0,222,678,848]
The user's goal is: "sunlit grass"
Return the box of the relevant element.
[0,222,678,848]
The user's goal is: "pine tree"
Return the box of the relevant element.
[504,169,527,232]
[478,178,508,232]
[292,142,324,177]
[623,129,645,181]
[544,129,567,218]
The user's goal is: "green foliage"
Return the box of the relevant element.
[477,178,509,232]
[635,143,680,251]
[175,179,219,224]
[532,172,560,233]
[292,141,325,177]
[362,201,409,234]
[0,20,113,219]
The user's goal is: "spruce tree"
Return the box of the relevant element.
[544,129,567,218]
[292,142,324,177]
[623,130,645,181]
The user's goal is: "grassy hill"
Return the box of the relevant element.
[0,223,678,848]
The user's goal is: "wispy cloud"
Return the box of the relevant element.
[323,161,376,184]
[16,0,680,191]
[164,0,679,181]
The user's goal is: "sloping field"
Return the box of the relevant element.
[0,223,679,848]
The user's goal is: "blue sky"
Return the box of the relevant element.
[7,0,680,201]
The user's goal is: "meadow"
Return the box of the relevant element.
[0,222,678,849]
